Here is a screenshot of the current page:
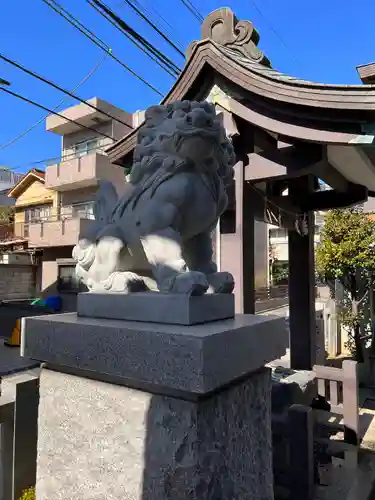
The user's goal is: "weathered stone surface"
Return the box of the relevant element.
[22,313,288,395]
[36,367,273,500]
[77,291,235,325]
[270,368,317,413]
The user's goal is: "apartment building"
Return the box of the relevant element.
[7,97,133,309]
[0,165,24,192]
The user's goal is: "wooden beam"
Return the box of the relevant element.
[225,97,369,146]
[253,127,277,153]
[314,161,349,192]
[245,144,322,183]
[313,146,349,192]
[245,152,287,181]
[248,185,301,229]
[286,182,367,211]
[215,104,239,138]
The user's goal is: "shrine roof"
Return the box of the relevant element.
[106,7,375,166]
[215,44,365,89]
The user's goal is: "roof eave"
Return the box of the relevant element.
[107,39,375,166]
[8,170,44,198]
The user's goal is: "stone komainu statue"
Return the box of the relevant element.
[73,100,236,295]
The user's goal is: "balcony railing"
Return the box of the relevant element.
[45,151,125,191]
[27,211,95,247]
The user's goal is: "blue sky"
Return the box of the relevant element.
[0,0,374,173]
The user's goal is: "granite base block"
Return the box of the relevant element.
[77,292,235,325]
[21,313,288,395]
[36,367,273,500]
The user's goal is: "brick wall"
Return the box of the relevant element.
[0,264,36,300]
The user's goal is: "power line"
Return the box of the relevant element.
[45,0,110,50]
[0,52,132,128]
[131,0,185,51]
[0,87,114,140]
[0,52,109,153]
[88,0,181,76]
[41,0,163,96]
[179,0,203,23]
[248,0,303,69]
[121,0,184,58]
[88,0,178,77]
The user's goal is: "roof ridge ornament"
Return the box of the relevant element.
[187,8,271,67]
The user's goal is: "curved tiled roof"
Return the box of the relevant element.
[216,45,371,90]
[106,7,375,164]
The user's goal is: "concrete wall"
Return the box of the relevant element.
[41,247,72,292]
[46,153,126,192]
[0,253,33,265]
[41,247,78,312]
[47,97,133,136]
[0,264,36,300]
[363,196,375,213]
[60,186,97,207]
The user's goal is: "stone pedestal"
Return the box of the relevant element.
[22,309,288,500]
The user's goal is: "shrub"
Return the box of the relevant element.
[19,487,35,500]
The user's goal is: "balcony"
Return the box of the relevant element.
[28,216,94,248]
[45,97,132,135]
[45,152,125,191]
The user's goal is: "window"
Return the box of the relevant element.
[57,265,81,292]
[73,138,99,158]
[24,205,52,223]
[269,228,287,239]
[72,201,95,220]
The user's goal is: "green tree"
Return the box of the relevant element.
[316,206,375,362]
[19,487,35,500]
[0,205,14,223]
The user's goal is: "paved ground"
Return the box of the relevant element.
[0,339,38,377]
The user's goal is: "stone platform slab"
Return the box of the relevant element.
[77,292,235,325]
[21,313,288,395]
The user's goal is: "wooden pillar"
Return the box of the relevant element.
[234,161,255,314]
[288,175,316,370]
[219,161,255,314]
